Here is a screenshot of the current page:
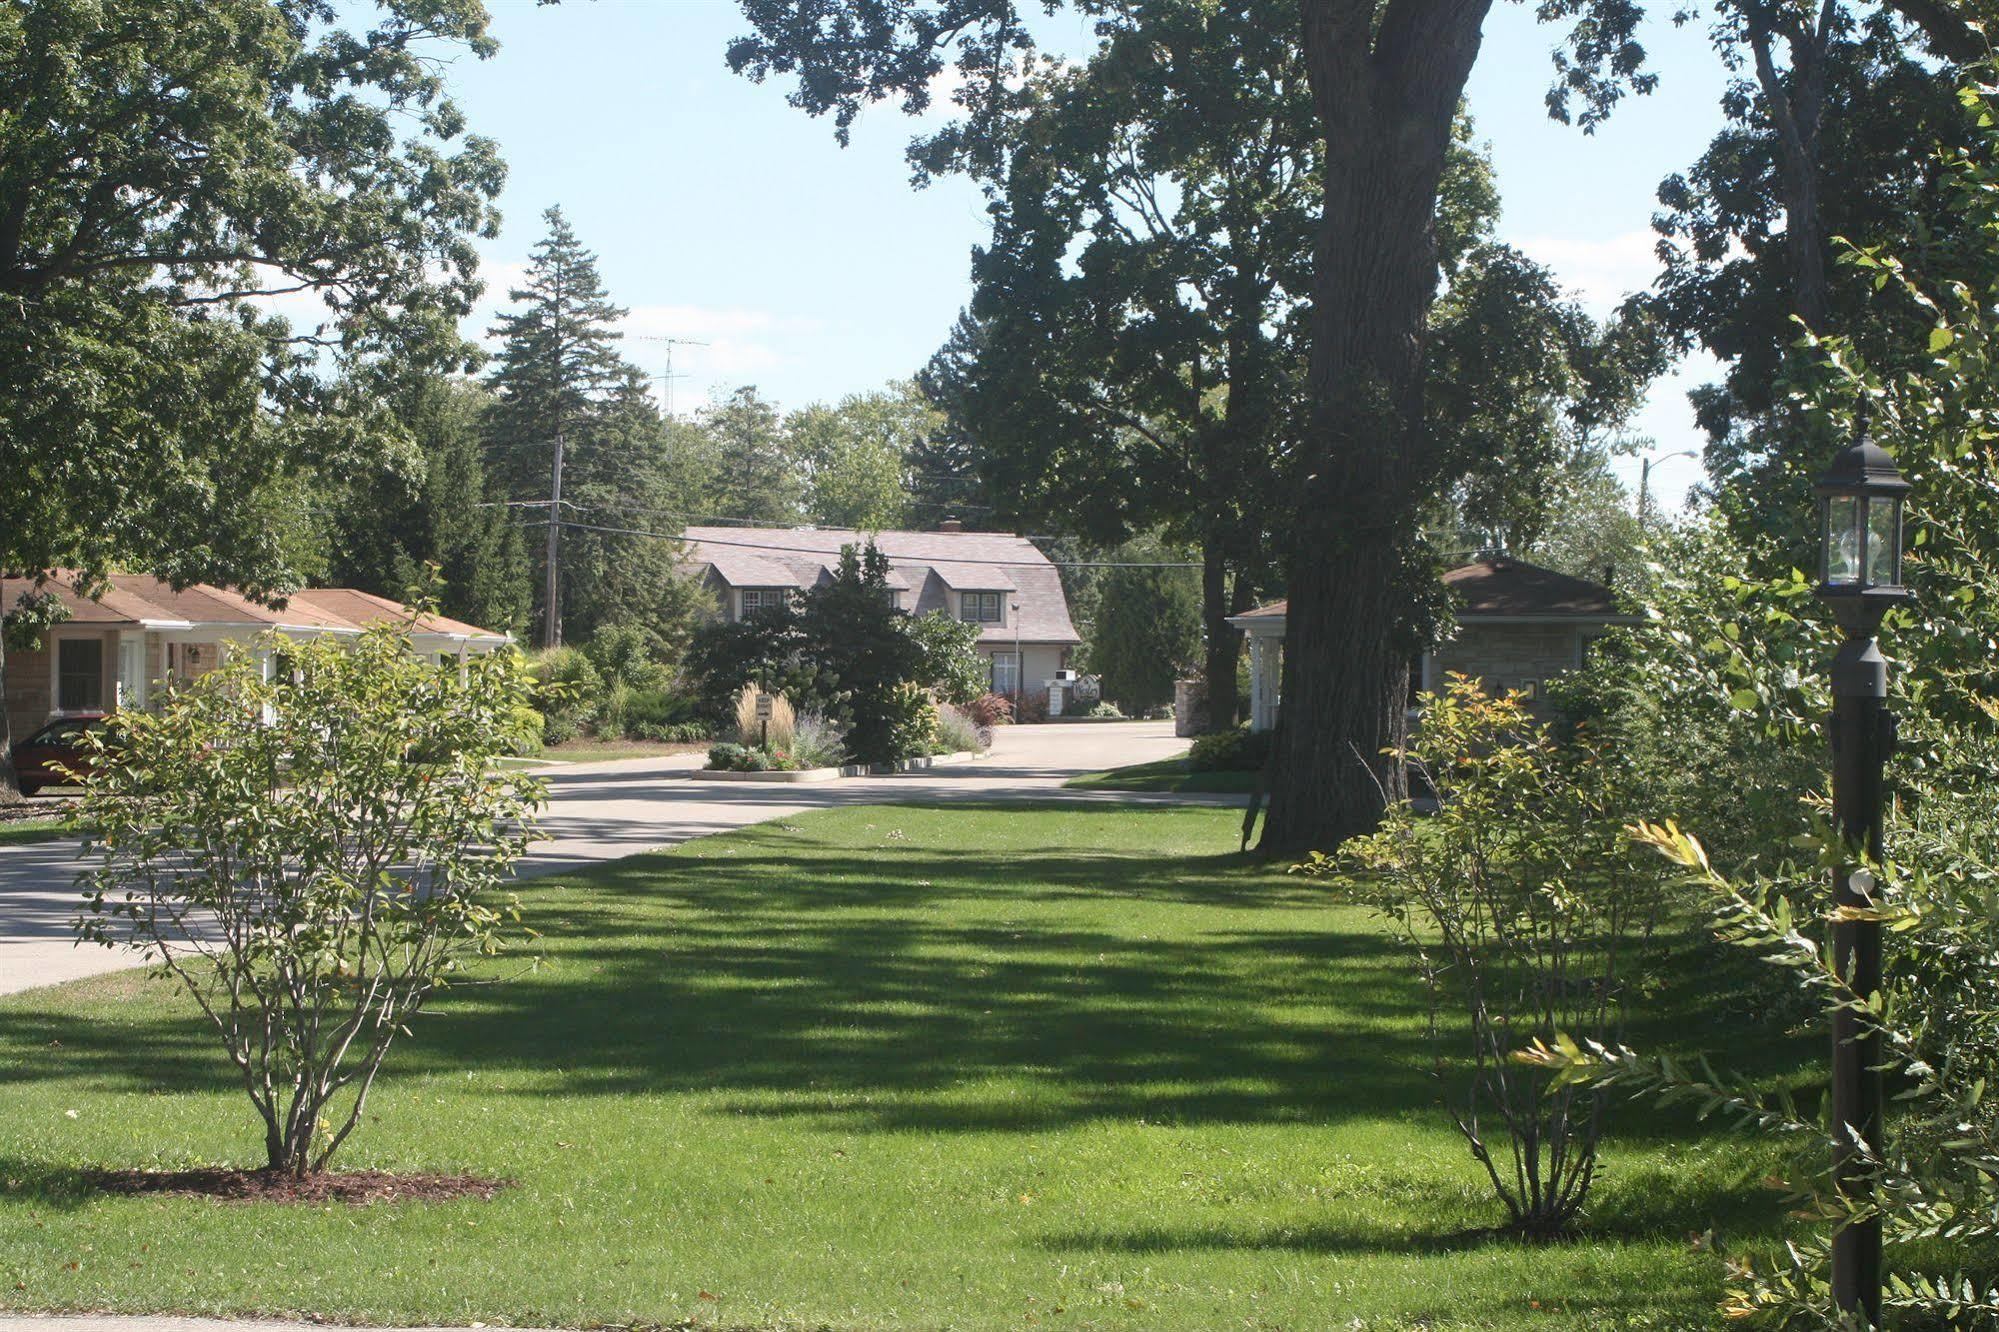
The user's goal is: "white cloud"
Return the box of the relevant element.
[617,305,837,415]
[1507,228,1663,315]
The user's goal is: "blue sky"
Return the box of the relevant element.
[441,0,1733,512]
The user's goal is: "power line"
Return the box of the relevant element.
[550,518,1203,569]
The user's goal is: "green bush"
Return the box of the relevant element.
[1187,724,1270,772]
[529,646,603,746]
[75,620,543,1177]
[706,742,801,773]
[858,682,936,765]
[1313,678,1670,1236]
[1065,698,1122,718]
[580,624,669,693]
[618,685,702,742]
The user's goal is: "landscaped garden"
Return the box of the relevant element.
[0,802,1803,1330]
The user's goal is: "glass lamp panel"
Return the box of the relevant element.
[1866,494,1902,588]
[1825,494,1863,585]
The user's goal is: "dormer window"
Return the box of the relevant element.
[960,591,1004,624]
[740,587,791,617]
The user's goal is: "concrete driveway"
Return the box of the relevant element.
[0,721,1201,996]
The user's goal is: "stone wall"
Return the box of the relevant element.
[1427,623,1589,708]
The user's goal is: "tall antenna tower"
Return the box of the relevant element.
[630,335,710,418]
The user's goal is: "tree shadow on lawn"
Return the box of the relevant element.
[0,817,1807,1159]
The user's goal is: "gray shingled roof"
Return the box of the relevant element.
[680,526,1081,645]
[1230,558,1627,628]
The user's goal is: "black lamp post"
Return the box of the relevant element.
[1814,435,1910,1326]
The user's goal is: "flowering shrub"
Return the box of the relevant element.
[706,743,802,772]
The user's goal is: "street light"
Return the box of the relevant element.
[1814,433,1910,1326]
[1637,449,1698,525]
[1011,598,1023,709]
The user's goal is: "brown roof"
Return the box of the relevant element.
[2,572,505,640]
[288,589,507,640]
[1442,557,1620,618]
[681,526,1080,645]
[1231,558,1624,626]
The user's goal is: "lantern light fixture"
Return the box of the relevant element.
[1814,436,1911,630]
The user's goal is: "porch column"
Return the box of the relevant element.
[1247,636,1277,733]
[115,630,146,712]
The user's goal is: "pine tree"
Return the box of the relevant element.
[555,366,709,658]
[484,206,630,646]
[701,386,805,525]
[328,378,530,636]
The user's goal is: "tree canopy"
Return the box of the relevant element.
[0,0,504,798]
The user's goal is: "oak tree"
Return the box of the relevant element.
[0,0,504,801]
[727,0,1665,848]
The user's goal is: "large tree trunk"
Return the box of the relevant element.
[1748,1,1835,336]
[1200,545,1241,731]
[1260,0,1493,854]
[0,633,19,805]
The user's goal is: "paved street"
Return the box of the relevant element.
[0,721,1206,996]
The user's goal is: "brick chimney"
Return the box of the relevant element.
[938,517,964,533]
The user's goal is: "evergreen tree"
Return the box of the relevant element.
[482,208,711,653]
[484,207,631,646]
[701,386,806,525]
[553,366,710,659]
[1082,536,1204,716]
[330,377,531,635]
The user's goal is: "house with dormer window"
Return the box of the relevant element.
[679,522,1082,701]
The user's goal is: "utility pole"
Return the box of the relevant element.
[1637,449,1699,525]
[543,421,564,649]
[543,266,567,650]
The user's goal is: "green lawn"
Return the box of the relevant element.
[0,804,1800,1330]
[1066,756,1259,793]
[0,814,78,846]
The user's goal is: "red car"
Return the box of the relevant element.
[10,713,109,797]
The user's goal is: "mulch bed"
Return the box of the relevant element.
[0,795,80,824]
[81,1166,509,1205]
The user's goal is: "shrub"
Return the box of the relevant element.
[1187,724,1270,772]
[734,684,796,751]
[1015,692,1049,724]
[529,646,602,745]
[580,623,668,693]
[619,685,703,742]
[1310,677,1670,1236]
[933,703,982,753]
[706,742,801,773]
[75,621,543,1177]
[905,610,989,704]
[790,711,848,768]
[1065,699,1122,719]
[853,681,936,765]
[968,692,1014,728]
[1524,95,1999,1320]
